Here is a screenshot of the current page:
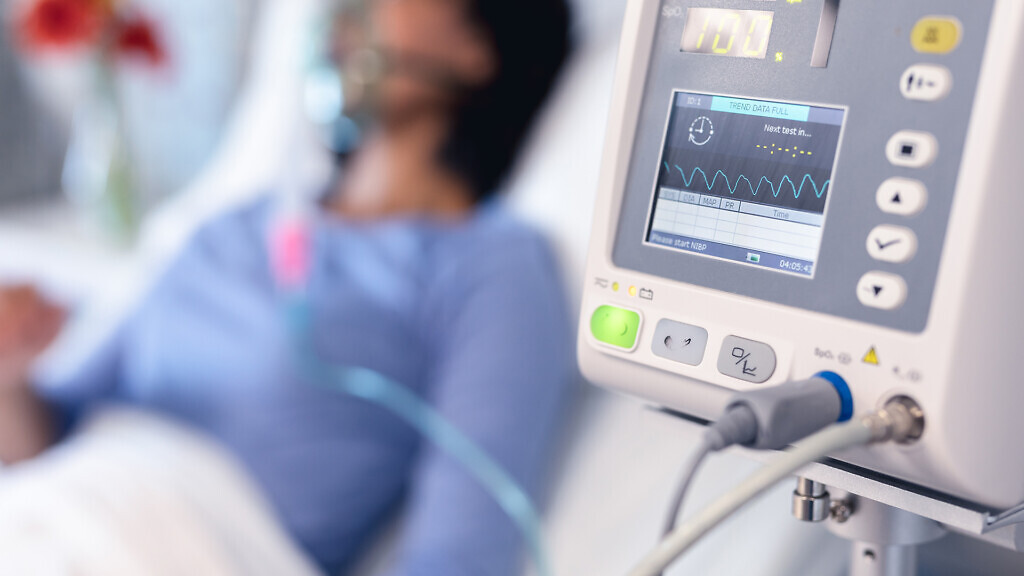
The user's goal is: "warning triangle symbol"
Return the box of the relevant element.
[892,193,902,204]
[863,347,880,366]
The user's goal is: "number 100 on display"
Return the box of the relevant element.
[680,8,775,59]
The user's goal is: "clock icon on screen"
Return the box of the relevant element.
[688,116,714,146]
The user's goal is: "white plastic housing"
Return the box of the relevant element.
[578,0,1024,510]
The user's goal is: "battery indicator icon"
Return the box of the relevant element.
[747,253,761,264]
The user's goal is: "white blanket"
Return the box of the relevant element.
[0,407,323,576]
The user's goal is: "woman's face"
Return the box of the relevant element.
[336,0,496,128]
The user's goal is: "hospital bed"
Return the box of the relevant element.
[3,0,1023,574]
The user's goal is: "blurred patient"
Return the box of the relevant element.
[0,0,572,573]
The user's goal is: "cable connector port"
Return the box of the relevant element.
[864,396,926,444]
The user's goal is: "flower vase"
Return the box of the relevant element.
[61,65,140,244]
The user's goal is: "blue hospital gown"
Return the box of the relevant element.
[33,197,573,575]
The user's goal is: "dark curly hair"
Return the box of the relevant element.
[441,0,573,201]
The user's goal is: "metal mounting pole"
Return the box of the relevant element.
[846,540,917,576]
[792,478,947,576]
[826,492,946,576]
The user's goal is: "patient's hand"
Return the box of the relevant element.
[0,285,66,391]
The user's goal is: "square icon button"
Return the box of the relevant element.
[887,131,938,168]
[717,336,776,384]
[652,319,709,367]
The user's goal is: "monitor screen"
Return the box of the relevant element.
[645,91,846,278]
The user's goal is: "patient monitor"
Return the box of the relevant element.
[579,0,1024,566]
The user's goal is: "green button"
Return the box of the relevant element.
[590,305,641,350]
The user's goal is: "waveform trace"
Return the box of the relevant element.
[663,162,831,200]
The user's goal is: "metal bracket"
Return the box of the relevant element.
[987,502,1024,531]
[653,406,1024,550]
[786,459,1024,552]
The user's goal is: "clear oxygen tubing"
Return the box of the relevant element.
[268,204,553,576]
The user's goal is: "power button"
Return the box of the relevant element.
[590,306,642,351]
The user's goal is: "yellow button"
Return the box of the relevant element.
[911,17,962,54]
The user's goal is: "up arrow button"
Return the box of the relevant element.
[877,178,928,216]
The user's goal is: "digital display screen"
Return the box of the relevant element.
[681,8,774,59]
[646,91,846,277]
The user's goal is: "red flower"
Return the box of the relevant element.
[16,0,106,52]
[114,16,167,67]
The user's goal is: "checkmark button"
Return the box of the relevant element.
[867,225,918,263]
[875,238,903,251]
